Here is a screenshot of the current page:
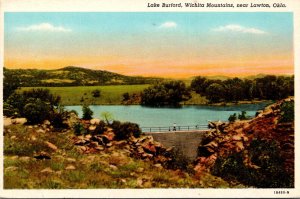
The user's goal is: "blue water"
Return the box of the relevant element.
[65,102,270,128]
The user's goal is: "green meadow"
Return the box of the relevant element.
[19,85,149,105]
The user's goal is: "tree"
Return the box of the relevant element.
[91,89,101,97]
[205,83,225,103]
[3,69,20,101]
[82,105,93,120]
[141,81,191,106]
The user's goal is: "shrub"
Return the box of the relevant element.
[228,113,237,122]
[93,120,107,135]
[5,88,61,124]
[82,105,93,120]
[73,122,86,136]
[111,121,141,140]
[23,98,51,124]
[212,139,293,188]
[279,101,294,123]
[92,89,101,98]
[238,111,249,120]
[50,105,69,129]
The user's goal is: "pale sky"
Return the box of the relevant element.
[4,12,293,77]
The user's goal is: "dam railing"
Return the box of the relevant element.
[141,124,208,133]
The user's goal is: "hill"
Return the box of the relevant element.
[4,66,163,87]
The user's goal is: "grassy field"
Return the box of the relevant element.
[19,85,149,105]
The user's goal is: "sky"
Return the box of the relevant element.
[4,12,294,78]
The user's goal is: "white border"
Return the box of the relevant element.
[0,0,299,198]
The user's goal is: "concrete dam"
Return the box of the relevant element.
[145,130,209,161]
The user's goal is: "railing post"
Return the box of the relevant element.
[150,128,151,132]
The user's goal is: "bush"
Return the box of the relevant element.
[238,111,249,120]
[212,139,293,188]
[93,120,107,135]
[279,101,294,123]
[5,88,61,124]
[50,105,69,129]
[228,113,237,122]
[73,122,86,136]
[111,121,141,140]
[82,105,93,120]
[92,89,101,98]
[23,98,51,124]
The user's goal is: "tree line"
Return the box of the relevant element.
[140,75,294,106]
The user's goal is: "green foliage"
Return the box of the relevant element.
[3,68,21,101]
[228,113,237,122]
[50,105,69,129]
[73,122,86,136]
[190,75,294,103]
[122,92,130,101]
[141,81,191,106]
[5,88,61,124]
[111,121,141,140]
[238,111,249,120]
[101,112,114,124]
[3,102,20,118]
[93,121,107,135]
[4,66,162,87]
[91,89,101,97]
[212,139,293,188]
[279,101,294,123]
[23,99,51,124]
[82,105,93,120]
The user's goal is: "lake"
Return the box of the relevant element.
[65,102,271,131]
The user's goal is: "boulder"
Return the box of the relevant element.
[45,141,58,151]
[90,118,101,125]
[12,118,27,125]
[41,167,54,174]
[65,165,76,170]
[89,125,96,131]
[5,166,18,172]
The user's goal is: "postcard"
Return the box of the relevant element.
[0,0,299,198]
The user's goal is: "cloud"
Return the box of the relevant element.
[213,24,267,34]
[16,23,72,32]
[159,21,177,28]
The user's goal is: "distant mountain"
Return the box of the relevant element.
[4,66,163,87]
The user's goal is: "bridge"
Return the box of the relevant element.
[142,124,210,161]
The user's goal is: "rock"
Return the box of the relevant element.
[36,129,45,134]
[66,158,76,163]
[142,142,156,154]
[90,118,101,125]
[12,118,27,125]
[85,134,92,140]
[43,120,51,126]
[19,156,31,162]
[95,146,105,151]
[137,167,144,173]
[65,165,76,170]
[10,135,17,140]
[5,166,18,172]
[235,141,244,152]
[34,151,51,160]
[154,163,163,169]
[28,126,33,129]
[90,141,99,147]
[106,143,112,147]
[31,135,37,141]
[45,141,58,151]
[4,117,12,126]
[109,165,118,171]
[41,167,54,173]
[232,135,243,141]
[89,125,96,131]
[74,139,87,146]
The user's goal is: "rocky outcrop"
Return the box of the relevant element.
[72,130,174,167]
[194,97,294,182]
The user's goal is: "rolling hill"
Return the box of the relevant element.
[4,66,163,87]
